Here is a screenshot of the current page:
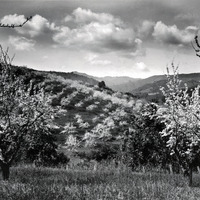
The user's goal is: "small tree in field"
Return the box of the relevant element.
[158,64,200,186]
[0,46,53,180]
[121,103,168,170]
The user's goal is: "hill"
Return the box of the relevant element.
[73,72,200,96]
[80,72,200,102]
[49,71,99,86]
[130,73,200,102]
[8,65,200,146]
[73,72,141,92]
[10,65,141,149]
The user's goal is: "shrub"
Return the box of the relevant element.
[25,128,70,167]
[76,143,118,162]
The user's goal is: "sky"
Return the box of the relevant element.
[0,0,200,78]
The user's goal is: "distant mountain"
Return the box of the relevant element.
[129,73,200,102]
[131,73,200,93]
[14,66,200,102]
[73,72,200,97]
[73,72,141,92]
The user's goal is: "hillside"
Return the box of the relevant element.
[10,65,141,149]
[73,72,200,96]
[83,73,200,101]
[9,65,200,145]
[130,73,200,101]
[73,72,141,92]
[49,71,99,86]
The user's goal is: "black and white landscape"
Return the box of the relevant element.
[0,0,200,199]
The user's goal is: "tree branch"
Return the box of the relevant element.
[0,16,32,28]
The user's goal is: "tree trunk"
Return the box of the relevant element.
[1,162,10,180]
[169,163,173,174]
[197,166,200,174]
[188,166,193,186]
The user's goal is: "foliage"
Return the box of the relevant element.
[76,143,118,161]
[26,128,69,167]
[0,46,55,179]
[122,103,168,169]
[158,64,200,185]
[98,81,106,89]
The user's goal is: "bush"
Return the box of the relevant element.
[25,129,70,167]
[122,103,169,170]
[76,143,118,162]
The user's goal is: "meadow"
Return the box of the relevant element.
[1,163,200,200]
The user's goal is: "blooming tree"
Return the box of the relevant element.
[158,65,200,185]
[0,46,53,180]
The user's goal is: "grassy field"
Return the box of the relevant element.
[1,164,200,200]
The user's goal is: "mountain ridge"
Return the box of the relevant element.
[73,71,200,94]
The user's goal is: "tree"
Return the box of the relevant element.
[26,126,70,167]
[158,64,200,186]
[98,81,106,89]
[0,46,53,180]
[122,103,168,170]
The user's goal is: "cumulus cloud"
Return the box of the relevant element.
[9,36,35,51]
[1,14,57,37]
[53,22,137,50]
[54,8,143,58]
[1,14,26,25]
[85,53,111,65]
[65,7,122,25]
[135,62,149,72]
[152,21,198,46]
[1,9,145,58]
[137,20,155,39]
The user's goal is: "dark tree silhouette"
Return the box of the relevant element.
[98,81,106,89]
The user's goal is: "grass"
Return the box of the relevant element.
[1,164,200,200]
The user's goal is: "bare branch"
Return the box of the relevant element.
[0,16,32,28]
[195,35,200,48]
[192,35,200,57]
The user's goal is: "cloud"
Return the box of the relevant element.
[152,21,198,46]
[175,13,199,24]
[135,62,149,72]
[9,36,35,51]
[85,53,111,65]
[1,14,26,25]
[1,9,145,58]
[1,14,58,37]
[17,15,58,37]
[54,8,143,58]
[137,20,155,39]
[65,7,122,25]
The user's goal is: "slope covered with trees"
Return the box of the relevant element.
[2,57,200,186]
